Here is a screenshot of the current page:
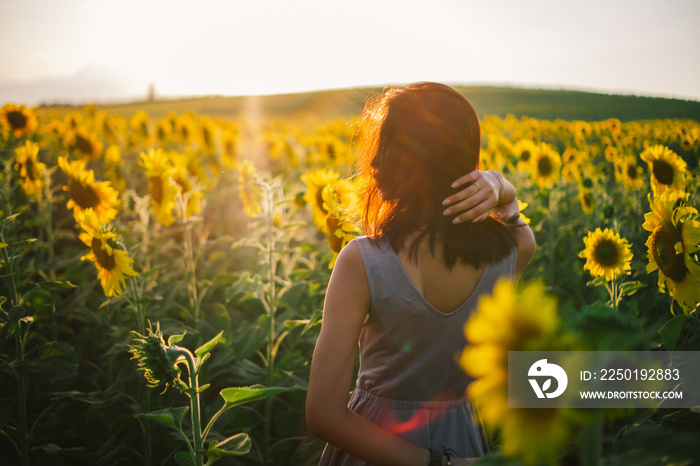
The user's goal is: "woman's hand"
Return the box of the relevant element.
[442,170,507,224]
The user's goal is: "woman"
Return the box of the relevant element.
[306,82,535,466]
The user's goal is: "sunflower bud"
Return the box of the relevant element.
[128,322,182,393]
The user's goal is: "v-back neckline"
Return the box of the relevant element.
[382,237,487,316]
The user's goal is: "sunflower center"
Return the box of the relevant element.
[202,127,211,147]
[69,178,100,209]
[7,110,28,129]
[74,133,94,156]
[315,189,328,215]
[148,177,164,204]
[537,156,553,176]
[325,216,343,253]
[174,175,189,192]
[652,160,674,185]
[91,238,116,270]
[593,239,619,267]
[25,158,36,179]
[651,221,687,283]
[626,164,637,180]
[520,150,531,162]
[225,140,235,156]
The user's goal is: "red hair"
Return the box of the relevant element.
[355,82,518,268]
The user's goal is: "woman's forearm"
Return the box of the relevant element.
[489,169,515,207]
[308,406,432,466]
[489,170,520,221]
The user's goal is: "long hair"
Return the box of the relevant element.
[355,82,518,268]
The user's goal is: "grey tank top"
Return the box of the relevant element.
[318,235,516,465]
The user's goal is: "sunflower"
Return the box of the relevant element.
[155,118,173,145]
[578,228,633,281]
[170,151,203,218]
[460,280,574,465]
[58,156,120,224]
[640,145,687,195]
[573,121,592,146]
[220,128,240,168]
[322,183,361,268]
[14,141,46,197]
[63,111,84,131]
[511,139,538,172]
[77,209,138,297]
[615,154,644,190]
[577,188,596,215]
[198,116,216,152]
[561,147,585,184]
[65,127,104,161]
[680,127,698,152]
[139,148,178,226]
[643,191,700,314]
[130,110,152,138]
[128,321,182,393]
[603,145,618,163]
[300,168,341,232]
[1,103,38,138]
[238,160,264,218]
[529,142,562,189]
[174,113,198,145]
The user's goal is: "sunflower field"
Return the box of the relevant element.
[1,97,700,466]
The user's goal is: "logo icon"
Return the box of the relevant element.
[528,359,568,399]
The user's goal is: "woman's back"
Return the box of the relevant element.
[396,233,486,314]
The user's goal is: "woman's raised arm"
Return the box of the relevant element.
[441,170,535,279]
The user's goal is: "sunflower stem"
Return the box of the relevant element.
[604,279,619,312]
[129,278,147,355]
[178,191,201,324]
[1,235,20,308]
[179,349,204,466]
[1,228,30,466]
[547,188,556,289]
[39,167,56,279]
[127,277,150,464]
[16,337,29,466]
[261,180,277,466]
[579,416,602,466]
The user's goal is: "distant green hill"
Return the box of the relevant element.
[64,86,700,122]
[455,87,700,122]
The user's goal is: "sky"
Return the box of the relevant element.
[1,0,700,106]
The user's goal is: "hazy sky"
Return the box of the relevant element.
[1,0,699,105]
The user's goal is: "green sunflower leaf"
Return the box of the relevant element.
[195,330,224,360]
[220,385,294,411]
[206,433,252,459]
[659,314,689,351]
[137,406,189,431]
